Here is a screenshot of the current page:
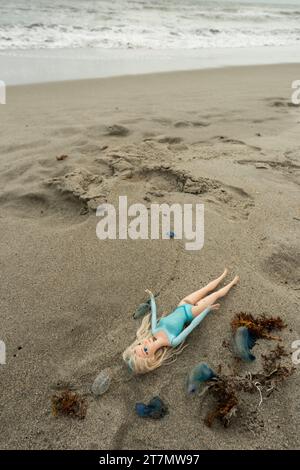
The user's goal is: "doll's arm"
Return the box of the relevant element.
[171,307,211,347]
[145,290,157,333]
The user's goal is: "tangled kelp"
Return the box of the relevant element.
[204,376,239,428]
[231,312,286,341]
[201,314,294,428]
[261,344,294,389]
[230,313,287,362]
[202,355,294,428]
[51,389,87,419]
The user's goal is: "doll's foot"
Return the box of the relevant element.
[220,268,228,280]
[231,275,239,286]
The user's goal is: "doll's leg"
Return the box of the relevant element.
[191,275,239,318]
[178,268,228,306]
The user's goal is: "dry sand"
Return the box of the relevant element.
[0,64,299,450]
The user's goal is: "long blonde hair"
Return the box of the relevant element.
[123,313,186,374]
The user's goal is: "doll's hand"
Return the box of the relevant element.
[210,303,221,311]
[145,289,153,297]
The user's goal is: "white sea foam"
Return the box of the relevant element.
[0,0,300,50]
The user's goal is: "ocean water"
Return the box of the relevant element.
[1,0,300,50]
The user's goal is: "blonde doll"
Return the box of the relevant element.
[123,269,239,374]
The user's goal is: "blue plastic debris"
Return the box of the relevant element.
[167,231,176,239]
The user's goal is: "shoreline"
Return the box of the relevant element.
[1,45,300,85]
[5,62,300,91]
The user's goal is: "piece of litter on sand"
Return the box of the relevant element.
[167,231,176,239]
[56,154,69,161]
[135,396,168,419]
[51,389,87,419]
[187,362,217,394]
[91,369,111,397]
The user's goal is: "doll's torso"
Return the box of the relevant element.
[153,304,194,344]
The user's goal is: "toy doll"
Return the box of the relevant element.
[123,269,239,374]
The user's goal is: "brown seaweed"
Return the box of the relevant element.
[231,312,286,341]
[51,389,87,419]
[202,353,294,428]
[204,376,238,428]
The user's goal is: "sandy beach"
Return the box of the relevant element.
[0,63,299,450]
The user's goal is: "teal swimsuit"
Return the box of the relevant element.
[149,294,211,347]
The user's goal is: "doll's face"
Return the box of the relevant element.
[135,337,157,359]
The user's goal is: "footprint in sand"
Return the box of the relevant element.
[262,245,300,290]
[144,135,183,145]
[168,143,188,152]
[44,142,255,221]
[211,136,262,152]
[174,120,191,128]
[237,159,300,171]
[0,184,85,219]
[265,97,298,109]
[105,124,130,137]
[47,168,107,211]
[252,117,278,124]
[73,143,108,156]
[50,126,82,138]
[0,139,50,155]
[151,117,173,126]
[191,120,210,127]
[206,186,254,221]
[86,124,130,139]
[120,162,254,219]
[173,120,210,128]
[132,164,216,194]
